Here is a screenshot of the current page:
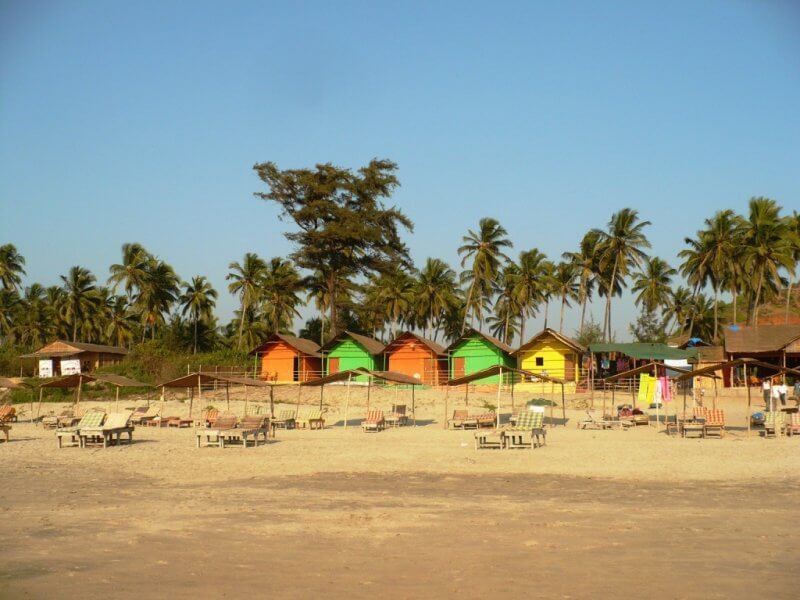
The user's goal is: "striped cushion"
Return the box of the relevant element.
[765,412,784,428]
[364,410,384,424]
[704,410,725,427]
[278,410,295,420]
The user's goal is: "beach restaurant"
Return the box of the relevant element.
[20,341,127,378]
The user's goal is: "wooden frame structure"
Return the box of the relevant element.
[156,372,276,419]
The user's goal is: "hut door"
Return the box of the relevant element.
[453,357,465,379]
[564,355,575,381]
[328,358,340,374]
[293,356,300,382]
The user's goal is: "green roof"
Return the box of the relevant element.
[588,343,697,361]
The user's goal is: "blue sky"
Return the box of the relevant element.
[1,0,798,340]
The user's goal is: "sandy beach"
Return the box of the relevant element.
[2,389,799,599]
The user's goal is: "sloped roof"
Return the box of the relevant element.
[320,331,385,355]
[446,328,514,355]
[588,343,696,361]
[514,328,586,356]
[94,374,151,387]
[724,324,800,354]
[694,345,726,363]
[249,333,322,357]
[300,368,420,386]
[383,331,446,356]
[20,340,127,358]
[38,373,97,388]
[447,365,564,386]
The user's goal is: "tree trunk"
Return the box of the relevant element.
[713,284,719,341]
[519,309,526,345]
[753,268,764,326]
[193,317,198,354]
[462,281,476,334]
[604,257,619,342]
[580,296,587,334]
[543,299,550,329]
[687,283,700,336]
[237,298,247,350]
[732,285,738,326]
[559,296,566,333]
[327,273,338,337]
[786,279,794,324]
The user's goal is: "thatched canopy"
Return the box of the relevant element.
[38,374,97,388]
[724,324,800,354]
[301,368,421,387]
[0,377,31,389]
[447,365,564,387]
[157,372,274,388]
[602,361,718,383]
[94,374,151,388]
[673,358,800,382]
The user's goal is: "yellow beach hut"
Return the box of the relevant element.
[513,328,586,393]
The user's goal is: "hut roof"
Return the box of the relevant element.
[20,340,127,358]
[300,368,420,386]
[320,331,385,355]
[693,345,726,363]
[447,365,564,386]
[602,361,717,382]
[588,342,696,361]
[724,324,800,354]
[94,374,151,387]
[0,377,31,389]
[157,372,274,388]
[38,373,97,388]
[249,333,322,357]
[382,331,446,356]
[446,328,514,355]
[673,357,800,382]
[513,328,586,355]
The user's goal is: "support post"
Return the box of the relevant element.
[115,386,120,412]
[76,375,83,406]
[243,385,248,416]
[269,385,275,417]
[654,362,660,431]
[366,376,372,413]
[443,385,450,429]
[496,367,503,429]
[745,363,751,436]
[561,383,566,424]
[36,388,43,421]
[344,374,352,429]
[225,383,230,412]
[412,385,416,427]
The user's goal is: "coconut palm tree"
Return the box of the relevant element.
[414,258,461,341]
[562,231,600,334]
[60,266,99,341]
[260,258,305,334]
[699,210,741,339]
[105,296,138,348]
[0,244,26,291]
[0,289,20,341]
[593,209,651,341]
[539,260,556,329]
[740,198,794,325]
[108,243,151,298]
[364,270,416,339]
[491,262,521,344]
[227,253,267,349]
[134,258,180,341]
[632,257,676,314]
[663,286,693,335]
[14,284,51,346]
[784,210,800,323]
[458,218,512,332]
[513,249,548,343]
[551,262,579,333]
[179,276,218,353]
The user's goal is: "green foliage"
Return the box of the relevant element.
[628,309,668,343]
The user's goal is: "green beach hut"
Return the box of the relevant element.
[321,331,385,376]
[446,328,515,383]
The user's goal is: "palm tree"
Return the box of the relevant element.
[458,218,512,332]
[513,249,548,343]
[593,209,651,341]
[60,266,99,341]
[0,244,26,291]
[632,257,676,314]
[414,258,461,340]
[699,210,740,339]
[180,276,218,353]
[108,243,151,298]
[0,289,20,341]
[134,258,180,341]
[784,210,800,323]
[105,296,138,348]
[562,231,600,334]
[260,258,304,334]
[14,284,51,346]
[663,286,693,335]
[551,262,579,333]
[365,270,416,339]
[491,262,521,344]
[539,261,556,329]
[740,198,794,325]
[227,253,266,349]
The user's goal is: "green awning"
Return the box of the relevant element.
[588,343,697,361]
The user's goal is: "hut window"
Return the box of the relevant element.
[535,357,544,367]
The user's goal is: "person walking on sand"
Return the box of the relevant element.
[777,380,787,407]
[762,378,771,407]
[771,380,781,411]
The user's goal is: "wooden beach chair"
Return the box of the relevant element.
[221,415,269,449]
[474,413,497,429]
[385,404,408,428]
[79,411,135,448]
[195,408,220,428]
[362,410,385,432]
[196,414,239,448]
[56,410,105,448]
[763,412,785,438]
[786,413,800,437]
[503,411,546,450]
[130,405,160,426]
[578,410,617,430]
[0,422,10,442]
[297,408,325,430]
[272,409,297,430]
[0,404,16,423]
[703,409,726,438]
[42,409,74,430]
[449,409,469,430]
[474,428,504,450]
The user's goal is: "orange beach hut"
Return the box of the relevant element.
[249,334,323,383]
[383,331,448,385]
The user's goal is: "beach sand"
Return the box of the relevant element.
[2,388,798,598]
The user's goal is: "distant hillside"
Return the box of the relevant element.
[756,287,800,325]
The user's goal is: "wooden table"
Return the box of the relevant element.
[474,430,504,450]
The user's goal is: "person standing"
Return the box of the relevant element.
[771,380,782,411]
[762,378,772,407]
[778,380,787,406]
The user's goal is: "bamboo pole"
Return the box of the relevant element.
[225,383,230,412]
[115,386,119,412]
[296,383,302,415]
[343,374,352,429]
[745,363,751,436]
[561,383,566,424]
[243,385,248,416]
[319,385,324,411]
[654,362,659,431]
[36,387,43,421]
[496,367,503,429]
[713,374,718,411]
[270,385,275,417]
[412,385,416,426]
[366,376,372,413]
[76,375,83,406]
[443,385,450,429]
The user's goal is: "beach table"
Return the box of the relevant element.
[474,429,504,450]
[681,418,705,439]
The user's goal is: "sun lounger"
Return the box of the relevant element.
[474,413,497,428]
[763,412,785,438]
[79,411,134,448]
[786,413,800,437]
[578,411,619,430]
[196,414,238,448]
[362,410,385,432]
[272,409,297,430]
[503,411,546,450]
[130,405,160,425]
[56,410,105,448]
[221,415,270,449]
[0,404,17,423]
[449,409,469,429]
[385,404,408,428]
[0,423,10,442]
[474,428,504,449]
[195,408,220,428]
[703,409,726,438]
[42,409,74,430]
[296,408,325,430]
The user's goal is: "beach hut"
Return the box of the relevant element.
[249,333,322,383]
[20,341,127,377]
[723,324,800,382]
[320,331,385,375]
[382,331,448,385]
[446,328,515,384]
[513,328,585,393]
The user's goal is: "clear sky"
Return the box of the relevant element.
[1,0,798,340]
